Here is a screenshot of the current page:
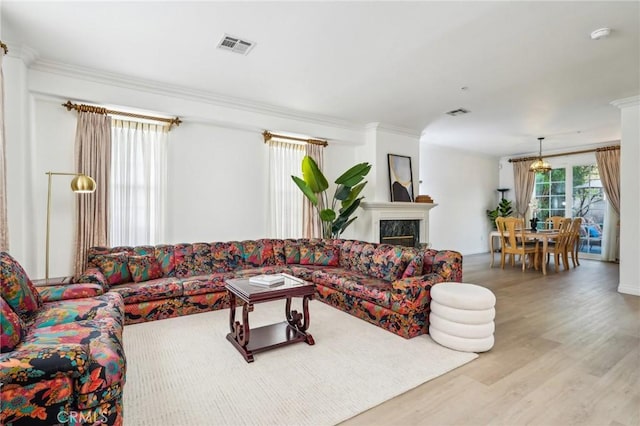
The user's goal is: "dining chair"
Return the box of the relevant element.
[568,217,583,267]
[495,217,539,271]
[544,216,565,230]
[544,218,573,272]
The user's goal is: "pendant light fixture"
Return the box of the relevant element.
[529,137,552,173]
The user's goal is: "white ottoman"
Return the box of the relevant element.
[429,283,496,352]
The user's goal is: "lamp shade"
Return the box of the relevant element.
[529,158,552,173]
[70,175,97,193]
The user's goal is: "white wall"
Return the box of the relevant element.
[4,58,365,278]
[420,143,499,255]
[613,96,640,296]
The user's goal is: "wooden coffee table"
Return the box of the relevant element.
[225,275,315,363]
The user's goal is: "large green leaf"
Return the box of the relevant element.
[341,182,367,209]
[335,162,371,187]
[319,209,336,222]
[334,185,351,201]
[301,156,328,193]
[291,176,317,205]
[337,217,357,235]
[339,197,362,217]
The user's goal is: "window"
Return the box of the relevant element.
[110,120,168,246]
[267,141,305,238]
[533,168,566,224]
[532,162,607,257]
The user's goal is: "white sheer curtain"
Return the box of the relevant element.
[268,141,304,238]
[110,119,167,246]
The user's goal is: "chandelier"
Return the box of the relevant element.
[529,137,552,173]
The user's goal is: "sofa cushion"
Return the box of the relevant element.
[245,240,276,267]
[181,272,236,296]
[30,292,124,329]
[311,268,394,311]
[154,244,176,277]
[357,243,378,275]
[299,243,317,265]
[36,283,105,302]
[133,245,155,256]
[233,265,293,278]
[92,253,131,286]
[402,252,424,278]
[0,252,43,321]
[20,316,125,409]
[109,277,183,304]
[338,240,354,268]
[313,245,340,266]
[128,255,163,283]
[1,297,24,351]
[370,244,404,282]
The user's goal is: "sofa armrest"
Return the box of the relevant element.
[0,344,88,387]
[36,283,105,302]
[75,268,109,290]
[390,273,446,310]
[424,250,463,282]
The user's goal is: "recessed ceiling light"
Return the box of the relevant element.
[590,28,611,40]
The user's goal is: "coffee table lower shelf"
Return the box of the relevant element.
[226,321,314,363]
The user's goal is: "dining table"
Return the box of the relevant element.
[489,228,560,275]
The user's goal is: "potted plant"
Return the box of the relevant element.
[292,156,371,239]
[487,198,513,228]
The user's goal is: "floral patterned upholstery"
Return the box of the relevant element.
[77,240,462,338]
[0,252,125,426]
[36,282,105,302]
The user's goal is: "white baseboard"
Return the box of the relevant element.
[618,283,640,296]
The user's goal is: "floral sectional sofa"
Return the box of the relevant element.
[81,239,462,339]
[1,252,125,426]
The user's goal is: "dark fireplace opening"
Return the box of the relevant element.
[380,220,420,248]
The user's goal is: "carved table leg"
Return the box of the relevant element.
[285,295,315,345]
[226,296,255,362]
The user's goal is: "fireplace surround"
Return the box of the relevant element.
[356,201,437,246]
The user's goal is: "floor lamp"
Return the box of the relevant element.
[45,171,96,283]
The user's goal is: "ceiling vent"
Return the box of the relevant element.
[446,108,470,116]
[217,34,255,55]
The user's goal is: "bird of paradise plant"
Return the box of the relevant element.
[292,156,371,239]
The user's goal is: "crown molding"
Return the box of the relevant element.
[4,41,39,66]
[365,122,421,138]
[28,57,365,132]
[611,95,640,109]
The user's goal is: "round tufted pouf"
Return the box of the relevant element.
[429,283,496,352]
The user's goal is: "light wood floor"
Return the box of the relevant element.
[343,254,639,426]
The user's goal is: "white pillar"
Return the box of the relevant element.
[612,96,640,296]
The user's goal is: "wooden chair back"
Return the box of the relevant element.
[545,216,565,230]
[496,217,525,251]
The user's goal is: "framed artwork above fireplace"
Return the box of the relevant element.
[388,154,414,202]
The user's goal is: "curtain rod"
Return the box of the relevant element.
[262,130,328,147]
[62,101,182,130]
[509,144,620,163]
[1,41,7,55]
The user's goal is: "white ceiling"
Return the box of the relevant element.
[2,1,639,157]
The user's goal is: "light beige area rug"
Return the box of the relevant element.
[124,300,477,426]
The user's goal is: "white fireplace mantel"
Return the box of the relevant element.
[356,201,438,245]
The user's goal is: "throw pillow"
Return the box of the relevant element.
[402,253,424,279]
[371,245,404,282]
[246,241,275,267]
[128,255,163,283]
[0,252,42,321]
[313,245,340,267]
[92,253,131,285]
[299,243,317,265]
[1,297,25,352]
[285,242,301,264]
